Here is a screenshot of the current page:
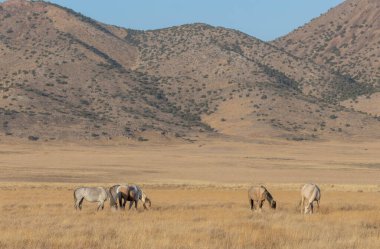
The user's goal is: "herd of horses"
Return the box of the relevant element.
[248,183,321,214]
[74,183,321,214]
[74,184,151,211]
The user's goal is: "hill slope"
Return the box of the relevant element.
[0,0,379,141]
[0,0,210,141]
[123,24,380,140]
[273,0,379,88]
[273,0,380,116]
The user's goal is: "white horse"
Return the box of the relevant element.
[74,187,108,211]
[300,183,321,214]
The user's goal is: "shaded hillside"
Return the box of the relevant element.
[0,0,211,141]
[125,24,371,103]
[123,24,380,140]
[273,0,380,89]
[0,0,379,141]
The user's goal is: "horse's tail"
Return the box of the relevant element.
[105,188,109,200]
[73,188,77,209]
[108,187,118,208]
[108,188,114,205]
[300,197,304,214]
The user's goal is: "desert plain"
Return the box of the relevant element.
[0,137,379,249]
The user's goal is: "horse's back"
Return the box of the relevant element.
[248,186,266,200]
[301,183,320,202]
[75,187,107,202]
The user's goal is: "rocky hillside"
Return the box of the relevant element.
[273,0,379,88]
[0,0,211,141]
[0,0,379,141]
[273,0,379,116]
[123,24,379,140]
[126,24,370,102]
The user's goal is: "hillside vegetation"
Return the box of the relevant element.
[273,0,380,117]
[0,0,379,141]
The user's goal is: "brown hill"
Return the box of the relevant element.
[124,24,380,140]
[0,0,379,141]
[126,24,371,102]
[0,0,210,141]
[273,0,379,88]
[273,0,380,117]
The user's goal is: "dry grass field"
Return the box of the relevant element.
[0,184,379,249]
[0,138,380,248]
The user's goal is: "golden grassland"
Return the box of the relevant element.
[0,138,379,248]
[0,184,379,249]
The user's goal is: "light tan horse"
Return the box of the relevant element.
[300,183,321,214]
[248,185,276,211]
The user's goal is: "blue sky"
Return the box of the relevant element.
[2,0,344,41]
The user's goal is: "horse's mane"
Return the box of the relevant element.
[263,188,274,202]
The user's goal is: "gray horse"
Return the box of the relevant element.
[73,187,108,211]
[300,183,321,214]
[110,184,151,210]
[248,185,276,211]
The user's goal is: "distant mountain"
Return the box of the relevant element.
[0,0,379,141]
[273,0,379,88]
[273,0,380,116]
[0,0,211,141]
[123,24,379,140]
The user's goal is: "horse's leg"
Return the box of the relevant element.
[259,199,264,212]
[249,198,254,210]
[301,197,304,214]
[118,194,124,210]
[134,200,138,210]
[128,201,134,210]
[110,192,117,210]
[112,198,118,210]
[254,200,259,211]
[123,198,127,209]
[97,201,104,211]
[310,203,314,214]
[316,200,320,213]
[78,197,84,210]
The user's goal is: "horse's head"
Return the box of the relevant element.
[270,200,277,209]
[143,197,152,209]
[304,203,313,214]
[140,191,151,209]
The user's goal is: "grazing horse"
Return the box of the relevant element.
[110,184,151,210]
[248,186,276,211]
[73,187,108,211]
[300,183,321,214]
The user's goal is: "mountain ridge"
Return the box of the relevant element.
[0,0,379,142]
